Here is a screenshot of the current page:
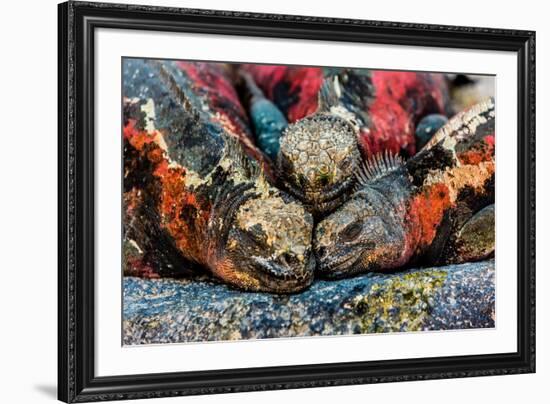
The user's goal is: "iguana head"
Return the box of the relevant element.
[313,183,408,279]
[313,151,411,278]
[277,113,361,216]
[210,186,315,293]
[208,139,315,293]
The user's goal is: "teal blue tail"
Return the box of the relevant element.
[250,98,287,160]
[241,71,287,160]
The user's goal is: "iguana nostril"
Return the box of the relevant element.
[306,168,317,183]
[280,252,298,267]
[316,246,326,258]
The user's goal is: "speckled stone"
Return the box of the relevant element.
[123,259,495,345]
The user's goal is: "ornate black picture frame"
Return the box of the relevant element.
[58,1,535,402]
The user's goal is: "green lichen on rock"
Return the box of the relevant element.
[345,270,447,333]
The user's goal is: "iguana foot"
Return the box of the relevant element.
[450,204,495,264]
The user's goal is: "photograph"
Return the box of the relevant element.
[52,1,537,402]
[122,58,496,344]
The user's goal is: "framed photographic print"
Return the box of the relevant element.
[58,1,535,402]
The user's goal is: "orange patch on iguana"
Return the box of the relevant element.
[124,119,156,150]
[153,162,211,260]
[408,183,453,249]
[457,134,495,165]
[125,119,211,262]
[147,147,165,165]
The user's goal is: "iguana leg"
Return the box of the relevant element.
[446,204,495,264]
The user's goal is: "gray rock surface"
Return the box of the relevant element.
[123,259,495,345]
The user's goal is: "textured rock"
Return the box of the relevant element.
[123,259,495,345]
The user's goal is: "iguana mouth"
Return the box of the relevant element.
[315,238,379,278]
[316,253,362,278]
[251,254,315,293]
[282,176,355,215]
[312,176,355,203]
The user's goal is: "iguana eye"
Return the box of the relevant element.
[239,225,265,246]
[339,158,352,171]
[339,222,362,242]
[295,173,308,187]
[317,170,332,186]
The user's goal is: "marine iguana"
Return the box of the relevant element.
[240,64,451,216]
[123,59,314,293]
[314,98,495,278]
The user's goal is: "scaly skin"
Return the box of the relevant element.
[242,65,450,216]
[123,59,314,293]
[277,114,360,216]
[314,98,495,278]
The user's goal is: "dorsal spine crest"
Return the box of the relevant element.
[222,134,262,180]
[355,149,404,188]
[318,74,341,112]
